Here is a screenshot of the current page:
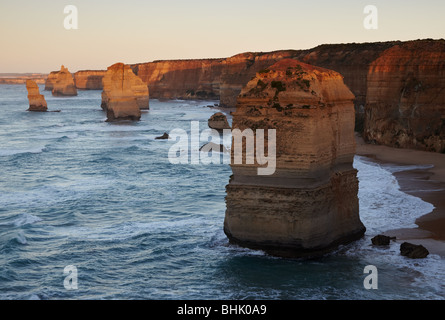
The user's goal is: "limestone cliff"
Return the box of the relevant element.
[224,59,365,257]
[48,66,78,96]
[101,63,147,121]
[74,70,106,90]
[26,80,47,112]
[131,59,223,100]
[364,40,445,152]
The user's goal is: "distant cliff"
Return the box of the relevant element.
[364,40,445,152]
[74,70,106,90]
[131,59,224,100]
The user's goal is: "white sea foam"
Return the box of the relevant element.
[0,147,46,157]
[353,156,435,234]
[13,213,42,227]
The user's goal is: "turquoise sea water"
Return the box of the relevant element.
[0,85,443,300]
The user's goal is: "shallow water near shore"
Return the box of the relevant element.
[0,85,443,300]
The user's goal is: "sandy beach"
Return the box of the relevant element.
[355,134,445,257]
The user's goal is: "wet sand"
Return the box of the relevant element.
[355,134,445,257]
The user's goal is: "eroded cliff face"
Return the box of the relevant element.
[224,59,365,257]
[48,65,78,96]
[131,59,224,100]
[74,70,106,90]
[364,40,445,152]
[101,63,148,121]
[26,80,47,112]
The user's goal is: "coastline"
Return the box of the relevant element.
[355,134,445,257]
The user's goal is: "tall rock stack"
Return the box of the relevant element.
[46,65,78,96]
[101,63,149,121]
[26,80,47,112]
[224,59,365,258]
[364,40,445,152]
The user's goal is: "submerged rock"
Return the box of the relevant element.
[400,242,429,259]
[26,80,47,112]
[224,59,366,258]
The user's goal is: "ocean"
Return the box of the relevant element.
[0,85,443,300]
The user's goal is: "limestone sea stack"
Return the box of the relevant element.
[49,65,78,96]
[224,59,366,258]
[101,63,149,121]
[208,112,231,130]
[26,80,47,112]
[364,40,445,152]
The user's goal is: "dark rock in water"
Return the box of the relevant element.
[400,242,429,259]
[155,132,169,140]
[371,234,392,246]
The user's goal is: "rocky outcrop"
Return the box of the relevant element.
[26,80,47,112]
[400,242,429,259]
[101,63,146,121]
[46,65,77,96]
[74,70,106,90]
[371,234,392,246]
[224,59,365,258]
[155,132,169,140]
[208,112,231,130]
[364,40,445,152]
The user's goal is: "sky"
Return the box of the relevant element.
[0,0,444,73]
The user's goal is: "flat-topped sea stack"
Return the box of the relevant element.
[101,63,149,121]
[47,65,77,96]
[224,59,366,258]
[26,80,47,112]
[364,40,445,152]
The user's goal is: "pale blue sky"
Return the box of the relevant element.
[0,0,444,73]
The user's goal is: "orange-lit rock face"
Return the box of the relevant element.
[364,40,445,152]
[26,80,47,112]
[74,70,106,90]
[224,59,365,258]
[133,59,223,100]
[48,65,78,96]
[101,63,148,121]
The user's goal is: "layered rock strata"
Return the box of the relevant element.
[101,63,147,121]
[208,112,231,130]
[364,40,445,152]
[26,80,47,111]
[46,65,77,96]
[74,70,106,90]
[224,59,365,257]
